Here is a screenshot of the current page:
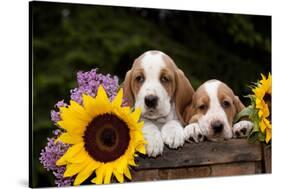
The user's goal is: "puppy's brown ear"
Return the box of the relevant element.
[183,99,193,124]
[234,95,245,114]
[123,70,134,107]
[174,69,194,125]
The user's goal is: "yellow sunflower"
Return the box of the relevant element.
[252,73,272,143]
[55,85,146,185]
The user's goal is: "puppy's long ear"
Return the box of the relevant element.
[123,70,134,107]
[234,96,245,114]
[183,100,193,124]
[174,69,194,125]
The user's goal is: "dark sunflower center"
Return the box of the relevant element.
[83,113,130,163]
[100,128,116,147]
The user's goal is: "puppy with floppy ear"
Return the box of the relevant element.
[183,80,253,143]
[123,50,194,157]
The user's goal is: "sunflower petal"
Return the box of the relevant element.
[104,166,113,184]
[73,162,96,186]
[128,158,137,166]
[57,120,86,135]
[56,143,83,166]
[68,150,90,164]
[122,107,131,115]
[130,107,141,122]
[261,73,266,81]
[56,133,83,144]
[124,166,132,180]
[64,162,88,177]
[134,130,145,141]
[113,169,124,183]
[260,120,266,133]
[136,143,146,154]
[92,166,105,184]
[96,85,110,104]
[61,101,91,123]
[115,156,128,174]
[69,100,88,115]
[82,94,98,117]
[112,88,123,107]
[265,128,272,143]
[93,85,111,113]
[137,121,144,129]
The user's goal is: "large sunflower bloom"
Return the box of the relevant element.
[55,85,146,185]
[252,73,272,143]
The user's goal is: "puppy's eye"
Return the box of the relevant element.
[135,75,144,83]
[198,104,207,111]
[222,100,231,108]
[160,76,169,83]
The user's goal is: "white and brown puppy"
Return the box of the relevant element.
[123,50,194,157]
[183,79,253,142]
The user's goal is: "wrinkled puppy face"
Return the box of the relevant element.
[132,51,176,120]
[191,80,238,140]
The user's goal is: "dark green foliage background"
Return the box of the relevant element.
[31,1,271,187]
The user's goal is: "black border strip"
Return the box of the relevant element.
[29,1,33,188]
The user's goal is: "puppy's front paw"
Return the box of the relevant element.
[233,120,253,138]
[145,133,164,157]
[143,128,164,157]
[184,123,205,143]
[161,121,185,149]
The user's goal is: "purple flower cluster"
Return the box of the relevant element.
[42,69,121,186]
[39,130,74,187]
[71,69,119,104]
[50,69,120,125]
[50,100,67,124]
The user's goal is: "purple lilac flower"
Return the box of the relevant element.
[50,110,61,123]
[56,100,67,108]
[50,100,67,124]
[53,166,74,187]
[70,69,119,104]
[39,130,74,186]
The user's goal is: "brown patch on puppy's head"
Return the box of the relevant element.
[184,84,210,124]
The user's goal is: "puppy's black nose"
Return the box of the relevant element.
[211,121,223,134]
[144,95,158,109]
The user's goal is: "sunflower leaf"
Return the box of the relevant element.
[233,105,253,123]
[258,132,266,142]
[248,131,259,144]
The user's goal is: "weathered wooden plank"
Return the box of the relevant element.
[132,162,262,182]
[159,166,211,179]
[255,161,263,174]
[210,162,257,176]
[135,139,262,170]
[131,169,159,181]
[263,144,272,173]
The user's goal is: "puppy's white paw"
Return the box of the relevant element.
[184,123,205,143]
[142,126,164,157]
[233,120,253,138]
[161,120,185,149]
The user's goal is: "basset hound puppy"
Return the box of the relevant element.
[183,79,253,142]
[123,50,194,157]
